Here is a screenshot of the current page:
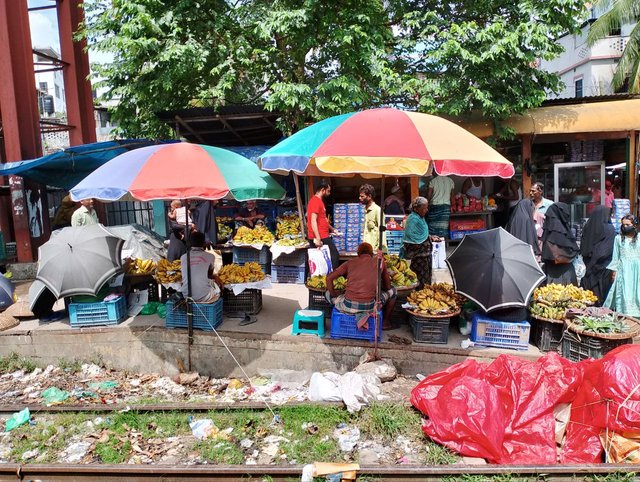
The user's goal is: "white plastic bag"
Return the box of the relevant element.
[308,372,342,403]
[573,254,586,283]
[431,240,447,269]
[308,246,332,276]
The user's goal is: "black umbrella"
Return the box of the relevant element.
[0,276,15,309]
[445,227,545,312]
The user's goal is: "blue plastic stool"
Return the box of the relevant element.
[292,309,325,337]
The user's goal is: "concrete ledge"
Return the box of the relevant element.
[0,324,541,378]
[6,264,37,280]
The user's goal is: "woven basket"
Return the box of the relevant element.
[406,308,461,319]
[0,313,19,331]
[395,284,418,295]
[565,316,640,340]
[530,313,565,325]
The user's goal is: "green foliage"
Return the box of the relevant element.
[196,440,245,464]
[587,0,640,93]
[81,0,587,137]
[0,353,37,374]
[58,358,82,373]
[424,438,460,465]
[586,473,637,482]
[358,402,422,441]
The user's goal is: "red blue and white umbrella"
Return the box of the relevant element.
[71,143,285,202]
[259,107,514,178]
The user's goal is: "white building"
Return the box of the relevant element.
[33,46,66,116]
[541,7,636,99]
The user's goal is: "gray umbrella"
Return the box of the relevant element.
[36,225,124,298]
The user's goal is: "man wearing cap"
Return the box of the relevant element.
[71,198,99,227]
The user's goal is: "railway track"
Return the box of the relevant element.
[0,463,638,481]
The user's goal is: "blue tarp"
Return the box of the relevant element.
[0,140,175,190]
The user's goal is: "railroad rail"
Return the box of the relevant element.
[0,463,638,481]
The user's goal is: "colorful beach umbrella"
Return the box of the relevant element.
[70,143,285,202]
[259,108,514,178]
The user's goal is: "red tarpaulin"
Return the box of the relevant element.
[410,345,640,464]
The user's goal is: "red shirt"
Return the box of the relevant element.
[327,254,391,302]
[307,195,330,239]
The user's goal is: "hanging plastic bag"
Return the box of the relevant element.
[573,255,586,281]
[205,248,223,274]
[308,246,332,276]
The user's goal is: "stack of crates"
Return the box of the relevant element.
[271,249,306,284]
[611,199,631,234]
[232,246,271,274]
[333,203,365,254]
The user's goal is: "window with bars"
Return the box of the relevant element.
[106,201,155,230]
[575,79,583,98]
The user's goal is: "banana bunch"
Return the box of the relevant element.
[217,224,233,242]
[216,216,233,224]
[407,283,461,316]
[384,254,418,287]
[156,258,182,284]
[530,284,598,320]
[233,226,275,246]
[276,215,302,238]
[306,275,347,291]
[275,236,307,247]
[126,258,156,275]
[218,262,266,285]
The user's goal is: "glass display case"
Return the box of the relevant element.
[553,161,605,225]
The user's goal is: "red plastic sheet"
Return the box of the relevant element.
[412,346,640,464]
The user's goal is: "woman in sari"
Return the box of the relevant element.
[401,197,441,288]
[580,205,615,304]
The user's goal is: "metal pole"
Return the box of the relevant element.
[293,174,307,238]
[184,198,193,372]
[374,177,386,356]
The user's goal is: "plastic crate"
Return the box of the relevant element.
[270,265,305,284]
[232,246,270,273]
[449,229,486,241]
[409,313,450,344]
[69,296,127,327]
[165,298,223,331]
[561,330,631,362]
[386,230,404,255]
[272,249,306,267]
[330,308,382,342]
[222,288,262,315]
[471,313,530,351]
[308,289,332,319]
[390,294,408,327]
[530,316,564,353]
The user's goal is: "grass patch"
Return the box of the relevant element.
[357,402,422,441]
[94,439,131,464]
[424,439,460,465]
[9,413,90,462]
[196,440,245,464]
[0,353,37,374]
[105,411,191,437]
[444,476,548,482]
[58,358,82,373]
[587,474,636,482]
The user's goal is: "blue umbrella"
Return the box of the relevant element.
[0,276,15,309]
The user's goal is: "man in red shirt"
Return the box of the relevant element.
[326,242,397,330]
[307,182,339,270]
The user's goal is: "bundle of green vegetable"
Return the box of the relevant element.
[572,313,629,335]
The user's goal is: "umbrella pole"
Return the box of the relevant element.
[184,198,193,372]
[374,178,386,359]
[293,174,307,238]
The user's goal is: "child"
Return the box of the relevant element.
[604,215,640,317]
[168,200,193,226]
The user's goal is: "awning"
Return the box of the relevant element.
[0,139,175,190]
[460,98,640,138]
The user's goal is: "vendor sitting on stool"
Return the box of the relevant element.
[326,242,397,330]
[180,231,224,303]
[235,200,266,229]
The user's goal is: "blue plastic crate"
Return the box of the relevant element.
[386,230,404,255]
[330,308,383,342]
[449,229,485,240]
[270,265,305,284]
[69,296,127,327]
[232,246,270,273]
[272,248,306,267]
[165,298,223,331]
[471,313,530,351]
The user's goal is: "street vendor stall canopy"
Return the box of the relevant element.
[259,108,514,179]
[0,140,176,190]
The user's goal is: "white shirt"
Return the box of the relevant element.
[180,248,219,302]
